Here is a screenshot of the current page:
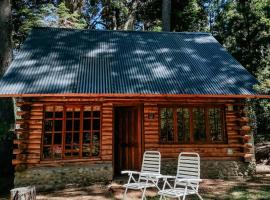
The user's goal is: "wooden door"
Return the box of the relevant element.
[114,107,141,175]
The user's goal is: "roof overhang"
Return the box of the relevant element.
[0,93,269,99]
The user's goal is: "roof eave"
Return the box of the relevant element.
[0,93,269,99]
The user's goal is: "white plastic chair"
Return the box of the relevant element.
[121,151,161,200]
[158,152,203,200]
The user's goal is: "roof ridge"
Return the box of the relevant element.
[32,26,211,35]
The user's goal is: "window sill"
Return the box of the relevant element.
[40,157,102,164]
[159,142,228,145]
[158,142,230,147]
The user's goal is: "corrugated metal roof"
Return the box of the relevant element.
[0,27,259,95]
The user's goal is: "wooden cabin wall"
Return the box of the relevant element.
[13,96,252,170]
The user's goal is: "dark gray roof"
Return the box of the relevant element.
[0,27,258,95]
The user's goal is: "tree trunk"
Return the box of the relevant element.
[123,0,138,30]
[0,0,12,75]
[0,0,15,133]
[65,0,83,13]
[162,0,171,31]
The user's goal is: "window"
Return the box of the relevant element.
[159,106,226,144]
[42,105,101,160]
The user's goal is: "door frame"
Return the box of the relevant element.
[113,104,144,176]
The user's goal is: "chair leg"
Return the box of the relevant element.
[141,187,147,200]
[123,187,128,200]
[196,193,203,200]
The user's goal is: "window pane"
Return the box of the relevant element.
[54,133,62,144]
[43,146,52,159]
[55,112,63,118]
[93,119,100,131]
[52,145,62,159]
[43,134,52,145]
[45,112,53,118]
[93,111,100,118]
[44,120,53,132]
[84,111,91,118]
[66,111,73,118]
[65,152,72,157]
[83,132,90,143]
[177,108,190,143]
[83,119,91,131]
[65,132,72,144]
[74,120,80,131]
[72,151,79,157]
[74,111,80,118]
[65,145,71,150]
[66,120,72,131]
[160,108,174,142]
[73,132,80,144]
[92,132,100,156]
[54,120,62,132]
[193,108,206,142]
[209,108,223,142]
[82,144,91,157]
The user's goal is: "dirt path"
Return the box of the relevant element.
[35,175,270,200]
[1,176,270,200]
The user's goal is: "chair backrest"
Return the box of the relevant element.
[175,152,200,191]
[139,151,161,182]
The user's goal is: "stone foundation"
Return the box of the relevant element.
[14,163,113,191]
[162,159,256,179]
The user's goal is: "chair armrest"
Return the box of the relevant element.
[121,170,141,175]
[176,178,202,182]
[159,175,176,180]
[140,172,162,179]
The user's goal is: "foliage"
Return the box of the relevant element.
[213,0,270,136]
[171,0,208,32]
[213,0,270,75]
[12,1,87,48]
[58,2,86,29]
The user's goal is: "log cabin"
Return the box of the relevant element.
[0,27,267,190]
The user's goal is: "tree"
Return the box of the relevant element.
[213,0,270,75]
[203,0,227,32]
[0,0,12,75]
[0,0,15,138]
[12,0,88,48]
[213,0,270,136]
[162,0,171,31]
[171,0,208,32]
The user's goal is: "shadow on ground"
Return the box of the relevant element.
[1,175,270,200]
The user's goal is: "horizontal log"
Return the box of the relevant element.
[244,154,254,162]
[101,150,112,156]
[26,159,40,164]
[241,126,251,131]
[144,143,246,148]
[12,159,25,165]
[101,136,113,140]
[101,155,113,160]
[13,149,22,155]
[29,134,42,140]
[101,141,113,145]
